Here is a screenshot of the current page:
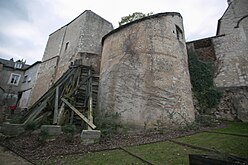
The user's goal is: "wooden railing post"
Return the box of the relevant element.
[53,86,59,124]
[88,68,93,130]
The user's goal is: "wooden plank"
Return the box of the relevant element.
[22,68,77,122]
[53,86,59,124]
[69,76,90,97]
[57,103,65,125]
[70,111,74,124]
[88,68,93,130]
[88,96,93,130]
[34,111,52,123]
[24,98,48,125]
[61,98,96,129]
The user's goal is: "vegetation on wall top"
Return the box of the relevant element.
[119,12,153,26]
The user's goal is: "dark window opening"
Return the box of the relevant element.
[175,25,183,40]
[65,42,69,51]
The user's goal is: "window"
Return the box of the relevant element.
[175,25,183,40]
[8,73,21,85]
[65,42,69,51]
[14,62,23,69]
[23,75,28,83]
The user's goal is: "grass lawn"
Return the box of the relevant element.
[46,149,145,165]
[175,132,248,157]
[51,142,209,165]
[211,121,248,135]
[45,122,248,164]
[126,141,209,165]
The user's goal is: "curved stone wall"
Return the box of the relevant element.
[98,13,195,130]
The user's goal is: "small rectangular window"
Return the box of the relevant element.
[8,73,21,86]
[65,42,69,51]
[14,62,23,69]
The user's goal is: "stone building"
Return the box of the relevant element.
[187,0,248,121]
[30,10,113,106]
[18,61,41,109]
[0,58,40,111]
[21,0,247,129]
[98,12,195,130]
[214,0,248,87]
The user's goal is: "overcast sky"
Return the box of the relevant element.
[0,0,228,65]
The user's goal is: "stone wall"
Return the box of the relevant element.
[214,0,248,87]
[186,37,216,62]
[29,57,58,105]
[99,13,195,131]
[217,0,248,35]
[42,27,66,62]
[213,31,248,87]
[214,86,248,122]
[187,0,248,122]
[78,11,113,57]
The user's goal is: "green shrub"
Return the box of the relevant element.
[195,115,218,127]
[62,124,77,135]
[188,49,221,113]
[96,112,123,137]
[11,115,23,124]
[25,122,39,131]
[39,129,49,144]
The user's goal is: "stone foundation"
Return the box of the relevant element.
[80,130,101,144]
[0,123,25,136]
[40,125,62,136]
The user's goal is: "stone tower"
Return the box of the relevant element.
[30,10,113,106]
[98,12,195,131]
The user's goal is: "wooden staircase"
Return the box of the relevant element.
[71,66,99,127]
[21,65,99,129]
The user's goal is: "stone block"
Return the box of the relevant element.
[1,123,25,136]
[80,130,101,145]
[40,125,61,136]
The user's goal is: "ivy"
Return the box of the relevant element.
[188,49,221,113]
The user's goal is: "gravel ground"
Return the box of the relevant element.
[0,145,32,165]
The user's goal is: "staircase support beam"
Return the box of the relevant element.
[61,97,96,129]
[53,86,59,124]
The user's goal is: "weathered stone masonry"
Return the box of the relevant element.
[99,13,195,130]
[214,0,248,87]
[187,0,248,122]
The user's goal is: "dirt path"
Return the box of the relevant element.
[0,146,32,165]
